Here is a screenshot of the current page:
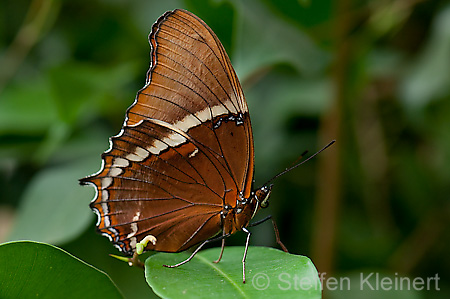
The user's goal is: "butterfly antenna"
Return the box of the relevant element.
[264,140,336,185]
[289,150,310,168]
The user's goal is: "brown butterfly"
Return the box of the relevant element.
[80,8,332,283]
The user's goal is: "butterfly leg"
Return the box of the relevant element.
[270,218,288,253]
[163,233,230,268]
[213,232,226,264]
[163,240,208,268]
[248,215,288,253]
[241,227,251,283]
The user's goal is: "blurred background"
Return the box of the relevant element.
[1,0,449,298]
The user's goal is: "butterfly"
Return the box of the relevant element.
[80,8,333,283]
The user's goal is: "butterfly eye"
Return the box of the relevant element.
[255,184,272,208]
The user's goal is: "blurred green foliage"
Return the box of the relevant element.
[1,0,449,298]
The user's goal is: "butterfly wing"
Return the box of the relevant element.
[81,9,254,254]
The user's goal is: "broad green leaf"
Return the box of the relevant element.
[145,246,321,298]
[0,241,122,299]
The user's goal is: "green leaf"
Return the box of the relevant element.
[48,62,137,125]
[183,0,235,53]
[399,4,450,108]
[0,77,58,135]
[145,246,321,298]
[7,158,96,245]
[0,241,122,299]
[231,0,328,81]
